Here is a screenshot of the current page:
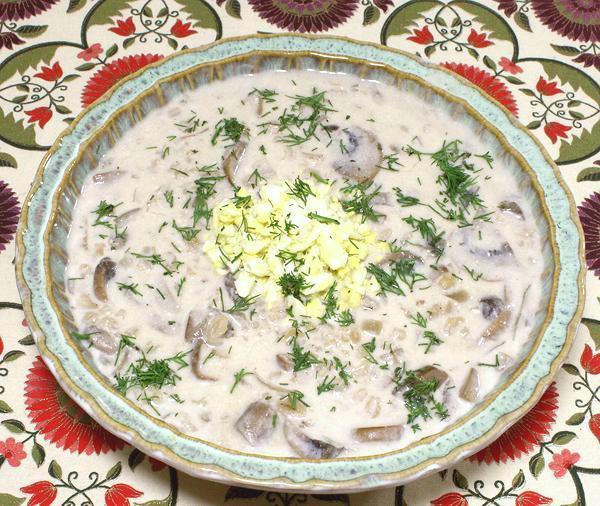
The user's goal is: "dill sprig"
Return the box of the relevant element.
[307,212,339,225]
[117,282,143,296]
[192,176,223,228]
[290,339,321,372]
[334,356,352,385]
[402,215,445,260]
[367,259,426,296]
[286,177,315,205]
[317,375,337,395]
[226,294,260,313]
[171,220,200,241]
[230,368,253,393]
[281,390,309,409]
[340,180,384,223]
[392,365,449,432]
[277,272,312,302]
[130,252,175,276]
[211,117,247,146]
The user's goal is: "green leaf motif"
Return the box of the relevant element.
[527,120,541,130]
[577,167,600,182]
[529,453,545,477]
[226,0,241,19]
[67,0,87,13]
[512,468,525,489]
[551,431,577,445]
[134,495,173,506]
[128,448,145,471]
[483,55,497,71]
[75,62,95,71]
[1,419,25,433]
[15,25,48,38]
[363,5,380,26]
[504,75,525,85]
[514,11,532,32]
[0,400,13,413]
[562,363,579,375]
[581,317,600,350]
[381,1,442,43]
[0,97,46,150]
[1,350,25,363]
[551,44,581,56]
[83,0,136,30]
[0,494,26,506]
[175,0,222,37]
[31,442,45,467]
[451,0,518,54]
[48,459,63,479]
[0,152,18,168]
[106,461,122,480]
[565,411,586,426]
[452,469,469,490]
[105,44,118,59]
[0,43,63,85]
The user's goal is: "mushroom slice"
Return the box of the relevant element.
[185,311,231,345]
[255,372,292,393]
[284,423,342,459]
[385,249,422,264]
[471,241,514,260]
[417,366,449,388]
[459,368,480,403]
[276,353,293,372]
[235,401,276,446]
[115,208,140,228]
[87,327,117,354]
[481,308,511,341]
[93,258,116,302]
[353,424,404,443]
[480,296,505,320]
[332,127,382,182]
[498,200,524,219]
[361,319,383,336]
[191,343,217,381]
[223,141,247,186]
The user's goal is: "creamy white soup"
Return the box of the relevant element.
[65,69,544,458]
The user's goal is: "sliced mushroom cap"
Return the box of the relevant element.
[459,368,480,403]
[332,127,382,182]
[353,424,404,443]
[417,366,449,388]
[93,258,116,302]
[224,272,240,301]
[276,353,293,372]
[185,311,231,345]
[471,241,514,260]
[361,319,383,336]
[384,249,422,264]
[191,343,217,381]
[88,327,117,354]
[115,208,140,228]
[498,200,524,219]
[284,423,342,459]
[235,401,276,446]
[481,308,511,341]
[480,296,505,320]
[223,141,247,186]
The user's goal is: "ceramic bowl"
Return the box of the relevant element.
[15,35,584,493]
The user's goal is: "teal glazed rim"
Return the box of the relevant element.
[15,35,584,492]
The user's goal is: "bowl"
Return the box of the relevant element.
[15,34,584,493]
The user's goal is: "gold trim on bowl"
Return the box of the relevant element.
[15,34,585,492]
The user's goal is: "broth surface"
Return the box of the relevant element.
[65,70,544,457]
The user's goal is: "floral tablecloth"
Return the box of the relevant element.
[0,1,599,505]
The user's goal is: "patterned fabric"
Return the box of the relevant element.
[0,1,598,504]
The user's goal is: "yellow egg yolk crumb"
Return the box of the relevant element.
[203,181,386,318]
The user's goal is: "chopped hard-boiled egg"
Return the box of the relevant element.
[203,181,385,318]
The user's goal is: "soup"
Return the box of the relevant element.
[65,69,544,458]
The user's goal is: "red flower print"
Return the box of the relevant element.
[77,43,103,62]
[373,0,394,12]
[25,356,125,454]
[20,481,58,506]
[515,491,552,506]
[105,484,143,506]
[0,336,3,355]
[431,492,468,506]
[471,383,558,463]
[170,19,197,38]
[0,437,27,467]
[536,76,563,96]
[109,16,135,37]
[34,62,62,82]
[149,456,167,472]
[549,449,580,477]
[467,29,494,48]
[544,122,571,144]
[442,62,519,116]
[81,54,163,107]
[589,414,600,441]
[24,107,52,128]
[581,344,600,374]
[498,57,523,74]
[408,25,434,45]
